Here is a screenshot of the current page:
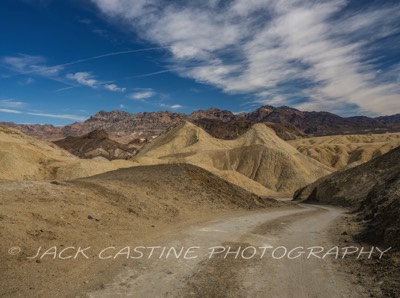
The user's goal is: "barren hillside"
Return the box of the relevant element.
[289,132,400,169]
[132,122,333,195]
[54,129,138,160]
[294,146,400,247]
[0,125,134,180]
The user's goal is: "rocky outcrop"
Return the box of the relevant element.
[54,129,138,160]
[189,108,236,122]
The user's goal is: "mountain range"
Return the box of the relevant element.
[2,106,400,144]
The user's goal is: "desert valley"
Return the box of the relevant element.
[1,0,400,297]
[1,106,399,297]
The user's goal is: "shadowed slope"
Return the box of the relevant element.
[294,146,400,247]
[54,129,138,160]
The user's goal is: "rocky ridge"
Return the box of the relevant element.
[3,106,400,144]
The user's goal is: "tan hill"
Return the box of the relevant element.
[132,122,332,196]
[0,125,134,180]
[289,132,400,169]
[294,146,400,247]
[0,163,282,298]
[54,129,138,160]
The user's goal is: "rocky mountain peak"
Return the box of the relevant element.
[189,108,235,122]
[88,110,132,122]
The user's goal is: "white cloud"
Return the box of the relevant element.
[0,108,22,114]
[130,91,156,100]
[169,104,183,109]
[128,89,179,109]
[0,99,27,108]
[26,112,87,121]
[2,54,63,77]
[158,103,183,110]
[1,54,79,90]
[66,72,98,88]
[0,107,86,121]
[105,83,126,92]
[66,72,126,92]
[91,0,400,115]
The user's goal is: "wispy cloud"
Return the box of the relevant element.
[92,0,400,115]
[158,103,183,110]
[104,83,126,92]
[54,85,77,92]
[0,99,27,109]
[0,107,87,121]
[124,69,171,80]
[169,104,183,110]
[1,48,167,79]
[54,47,168,70]
[2,54,63,77]
[1,48,166,93]
[129,88,181,110]
[130,90,156,100]
[20,77,35,85]
[66,72,98,88]
[25,112,87,121]
[66,71,126,92]
[1,54,79,90]
[0,108,22,114]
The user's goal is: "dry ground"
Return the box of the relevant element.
[0,163,284,298]
[289,132,400,169]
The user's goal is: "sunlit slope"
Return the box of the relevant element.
[289,133,400,169]
[0,125,134,180]
[132,122,332,195]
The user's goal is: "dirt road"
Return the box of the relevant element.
[88,204,368,298]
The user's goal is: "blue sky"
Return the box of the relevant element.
[0,0,399,125]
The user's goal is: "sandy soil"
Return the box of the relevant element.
[0,164,283,298]
[289,132,400,169]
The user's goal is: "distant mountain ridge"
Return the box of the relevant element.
[2,105,400,143]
